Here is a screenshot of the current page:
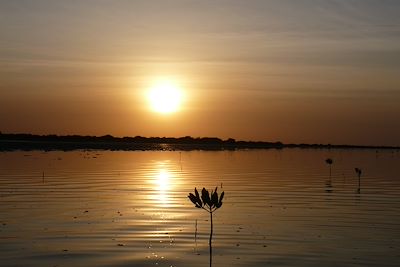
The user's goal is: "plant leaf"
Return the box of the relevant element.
[201,188,211,207]
[188,193,198,205]
[218,191,224,207]
[211,190,218,207]
[195,187,202,207]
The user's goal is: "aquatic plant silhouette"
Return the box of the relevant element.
[355,168,362,193]
[188,187,224,267]
[325,158,333,177]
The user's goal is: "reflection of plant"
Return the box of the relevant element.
[188,187,224,267]
[325,158,333,177]
[355,168,362,193]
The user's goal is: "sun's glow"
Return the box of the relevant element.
[147,79,183,114]
[157,169,170,191]
[154,168,172,206]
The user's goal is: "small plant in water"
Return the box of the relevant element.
[355,168,362,193]
[325,158,333,177]
[188,187,224,267]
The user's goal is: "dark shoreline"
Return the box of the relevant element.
[0,133,398,151]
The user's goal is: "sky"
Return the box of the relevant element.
[0,0,399,146]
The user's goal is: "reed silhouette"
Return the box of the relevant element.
[188,187,224,267]
[194,219,198,252]
[355,168,362,193]
[325,158,333,177]
[324,158,334,193]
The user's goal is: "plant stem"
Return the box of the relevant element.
[195,219,198,251]
[209,211,213,267]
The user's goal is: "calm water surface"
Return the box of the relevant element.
[0,149,399,267]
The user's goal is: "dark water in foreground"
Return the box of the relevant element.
[0,149,399,267]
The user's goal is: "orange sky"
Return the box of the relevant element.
[1,1,399,146]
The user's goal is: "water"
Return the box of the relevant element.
[0,149,399,267]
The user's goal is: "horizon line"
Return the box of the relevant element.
[1,132,399,150]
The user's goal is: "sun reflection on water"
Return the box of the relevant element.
[150,162,175,207]
[157,169,170,192]
[157,169,171,205]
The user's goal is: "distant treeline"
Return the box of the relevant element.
[0,132,398,151]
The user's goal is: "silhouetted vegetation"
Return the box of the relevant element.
[355,168,362,193]
[0,132,398,151]
[188,187,224,267]
[325,158,333,177]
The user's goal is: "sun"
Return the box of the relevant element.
[147,79,183,114]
